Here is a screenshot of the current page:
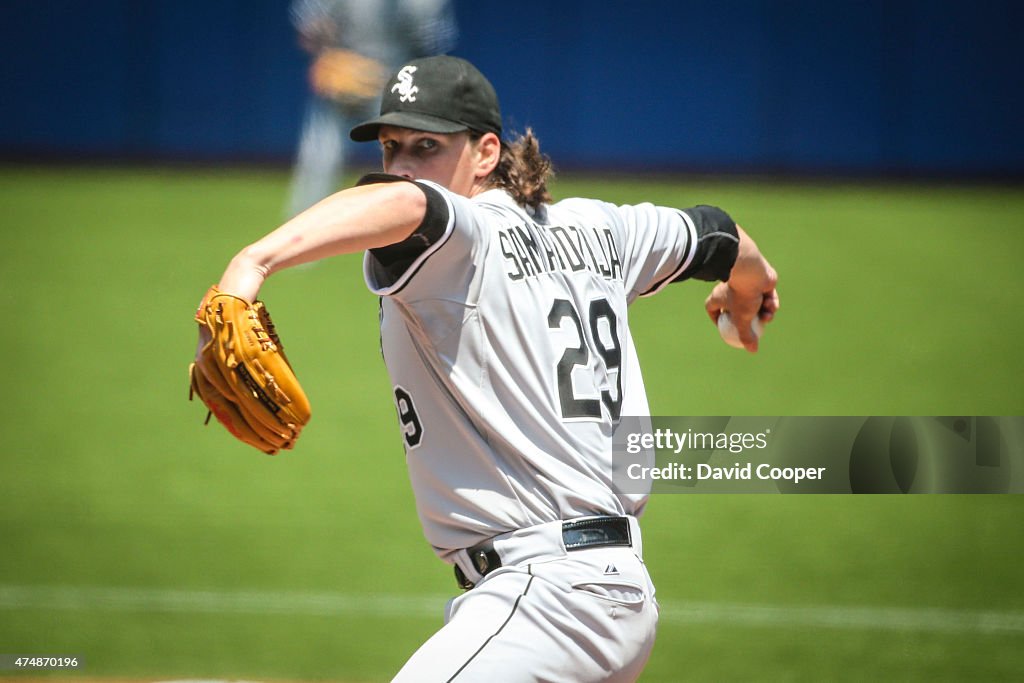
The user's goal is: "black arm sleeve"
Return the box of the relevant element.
[673,205,740,282]
[356,173,450,273]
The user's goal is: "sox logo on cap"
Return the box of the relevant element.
[391,66,419,103]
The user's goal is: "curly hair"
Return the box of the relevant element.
[474,128,554,210]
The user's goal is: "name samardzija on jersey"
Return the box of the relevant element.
[498,221,623,282]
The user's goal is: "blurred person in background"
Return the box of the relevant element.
[287,0,457,217]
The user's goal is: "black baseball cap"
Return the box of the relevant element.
[350,56,502,142]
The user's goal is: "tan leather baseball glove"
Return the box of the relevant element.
[309,48,387,105]
[189,286,311,455]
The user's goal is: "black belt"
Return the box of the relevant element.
[455,516,632,590]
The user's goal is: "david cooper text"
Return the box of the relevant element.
[627,462,827,484]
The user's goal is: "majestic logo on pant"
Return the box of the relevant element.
[391,66,419,102]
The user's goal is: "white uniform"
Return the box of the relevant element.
[362,178,721,682]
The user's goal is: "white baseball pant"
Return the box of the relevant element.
[393,517,658,682]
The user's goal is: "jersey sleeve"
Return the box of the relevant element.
[604,201,740,301]
[360,174,488,302]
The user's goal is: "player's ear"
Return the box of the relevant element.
[473,132,501,178]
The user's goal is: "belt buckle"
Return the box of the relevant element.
[472,549,492,573]
[454,546,499,590]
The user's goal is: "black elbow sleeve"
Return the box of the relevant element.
[358,173,450,268]
[674,205,739,282]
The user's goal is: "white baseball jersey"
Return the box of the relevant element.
[363,179,719,561]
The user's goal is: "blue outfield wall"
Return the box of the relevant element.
[3,0,1022,174]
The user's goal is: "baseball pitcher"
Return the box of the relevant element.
[190,56,779,681]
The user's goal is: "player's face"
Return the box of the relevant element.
[378,126,482,197]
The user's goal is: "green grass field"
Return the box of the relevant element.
[1,164,1022,681]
